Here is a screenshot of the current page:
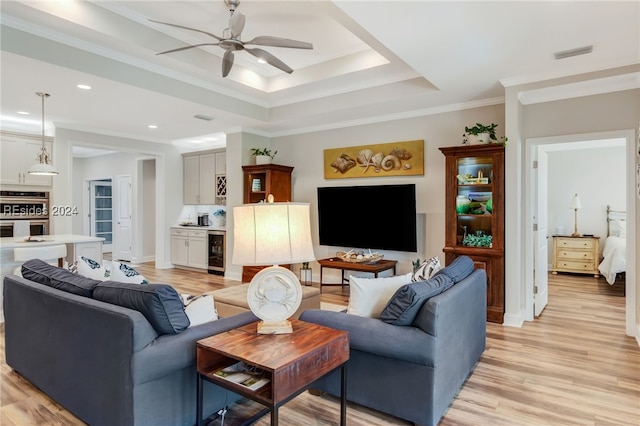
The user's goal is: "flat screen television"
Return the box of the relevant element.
[317,184,417,252]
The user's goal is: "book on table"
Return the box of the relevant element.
[211,362,270,391]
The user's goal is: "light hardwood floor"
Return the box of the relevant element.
[1,265,638,425]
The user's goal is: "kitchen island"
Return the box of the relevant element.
[0,234,104,322]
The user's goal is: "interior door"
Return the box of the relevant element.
[534,150,549,316]
[90,180,112,252]
[114,175,132,261]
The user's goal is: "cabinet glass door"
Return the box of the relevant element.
[456,156,493,247]
[90,180,113,251]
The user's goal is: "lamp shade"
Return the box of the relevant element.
[570,193,582,210]
[232,202,315,266]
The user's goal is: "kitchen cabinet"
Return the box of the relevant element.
[183,150,225,205]
[171,227,207,269]
[1,131,53,187]
[242,163,294,204]
[439,144,505,323]
[551,235,600,277]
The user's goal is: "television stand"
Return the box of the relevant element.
[317,257,398,293]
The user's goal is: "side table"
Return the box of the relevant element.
[551,235,600,277]
[196,319,349,425]
[317,257,398,293]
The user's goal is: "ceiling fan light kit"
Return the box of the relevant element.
[150,0,313,77]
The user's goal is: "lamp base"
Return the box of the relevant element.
[571,231,581,237]
[257,320,293,334]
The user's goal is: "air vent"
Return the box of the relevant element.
[554,45,593,60]
[194,114,214,121]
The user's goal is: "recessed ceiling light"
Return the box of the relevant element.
[17,111,29,115]
[77,84,92,90]
[148,124,158,129]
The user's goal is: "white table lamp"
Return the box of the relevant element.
[232,201,315,334]
[570,193,582,237]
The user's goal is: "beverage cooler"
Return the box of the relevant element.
[207,230,225,275]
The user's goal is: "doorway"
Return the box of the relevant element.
[525,130,636,335]
[88,179,113,253]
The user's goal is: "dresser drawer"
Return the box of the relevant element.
[557,250,595,261]
[555,260,596,273]
[555,238,596,250]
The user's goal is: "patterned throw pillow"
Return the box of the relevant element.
[77,256,110,281]
[110,261,149,284]
[181,294,218,327]
[412,256,442,282]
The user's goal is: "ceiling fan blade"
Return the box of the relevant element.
[156,43,220,55]
[245,48,293,74]
[245,36,313,50]
[148,19,223,41]
[229,12,245,38]
[222,50,234,77]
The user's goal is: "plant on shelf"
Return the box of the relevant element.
[213,209,226,217]
[464,123,498,142]
[250,148,277,159]
[300,261,312,285]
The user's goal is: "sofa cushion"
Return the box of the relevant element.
[432,255,475,283]
[110,261,149,284]
[93,281,189,335]
[21,259,101,297]
[347,272,412,318]
[77,256,110,281]
[379,274,455,325]
[412,256,442,282]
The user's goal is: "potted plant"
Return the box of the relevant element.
[251,148,278,165]
[212,209,226,227]
[300,261,312,285]
[464,123,498,144]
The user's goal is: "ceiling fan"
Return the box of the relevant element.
[149,0,313,77]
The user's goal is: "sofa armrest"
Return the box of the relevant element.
[133,310,258,385]
[300,310,436,366]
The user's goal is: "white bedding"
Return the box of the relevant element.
[598,236,626,285]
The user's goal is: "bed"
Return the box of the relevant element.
[598,205,626,285]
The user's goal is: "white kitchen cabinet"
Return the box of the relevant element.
[171,228,207,269]
[183,152,218,205]
[1,132,53,186]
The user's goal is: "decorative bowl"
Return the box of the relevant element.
[336,251,384,263]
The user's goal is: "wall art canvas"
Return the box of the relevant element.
[324,139,424,179]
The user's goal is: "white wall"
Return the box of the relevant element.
[547,145,626,264]
[142,159,156,261]
[272,104,505,281]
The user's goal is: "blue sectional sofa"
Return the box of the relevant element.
[3,260,258,426]
[301,256,487,426]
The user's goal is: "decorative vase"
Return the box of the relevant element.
[213,216,226,227]
[456,195,471,214]
[300,268,312,285]
[486,197,492,213]
[477,133,490,143]
[255,155,272,165]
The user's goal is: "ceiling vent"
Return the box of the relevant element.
[554,45,593,60]
[194,114,214,121]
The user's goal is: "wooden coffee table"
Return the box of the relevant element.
[317,257,398,293]
[196,319,349,426]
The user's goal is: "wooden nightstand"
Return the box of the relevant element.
[551,235,600,278]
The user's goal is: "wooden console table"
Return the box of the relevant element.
[196,320,349,426]
[317,257,398,293]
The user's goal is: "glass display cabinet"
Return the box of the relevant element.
[439,144,505,323]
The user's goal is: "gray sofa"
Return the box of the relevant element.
[3,264,258,426]
[300,257,487,426]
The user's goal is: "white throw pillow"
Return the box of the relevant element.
[182,294,218,327]
[76,256,109,281]
[412,256,442,282]
[110,261,148,284]
[610,220,626,238]
[347,272,412,318]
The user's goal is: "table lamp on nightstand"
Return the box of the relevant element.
[570,193,582,237]
[232,201,315,334]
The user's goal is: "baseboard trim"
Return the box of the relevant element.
[503,312,524,328]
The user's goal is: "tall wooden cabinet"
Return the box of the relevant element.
[242,164,294,204]
[439,144,505,323]
[241,163,294,282]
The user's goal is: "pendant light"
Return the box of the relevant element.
[28,92,58,176]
